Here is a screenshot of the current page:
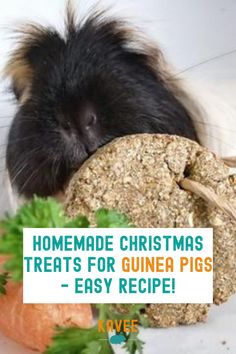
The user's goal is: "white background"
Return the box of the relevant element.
[0,1,235,354]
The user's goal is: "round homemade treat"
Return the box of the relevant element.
[64,134,236,327]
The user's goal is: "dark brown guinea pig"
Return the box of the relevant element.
[5,4,198,198]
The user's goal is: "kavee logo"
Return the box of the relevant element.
[110,334,126,345]
[98,319,139,345]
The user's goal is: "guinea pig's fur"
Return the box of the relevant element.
[5,5,203,200]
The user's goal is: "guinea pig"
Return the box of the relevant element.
[4,5,199,199]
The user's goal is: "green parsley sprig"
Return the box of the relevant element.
[0,197,130,283]
[45,304,148,354]
[0,197,148,354]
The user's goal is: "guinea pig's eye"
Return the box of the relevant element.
[57,113,71,131]
[62,120,71,131]
[85,113,97,130]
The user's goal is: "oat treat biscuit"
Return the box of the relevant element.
[64,134,236,327]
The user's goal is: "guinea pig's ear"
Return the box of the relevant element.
[3,24,64,102]
[3,29,34,102]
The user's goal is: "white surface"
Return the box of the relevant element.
[0,296,236,354]
[0,1,235,354]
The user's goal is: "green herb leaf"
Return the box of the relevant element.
[96,209,131,228]
[65,215,90,228]
[81,341,102,354]
[0,197,90,281]
[0,197,67,281]
[81,339,114,354]
[123,331,145,354]
[0,200,131,282]
[127,304,149,329]
[95,304,148,354]
[44,326,114,354]
[0,273,9,295]
[138,314,149,328]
